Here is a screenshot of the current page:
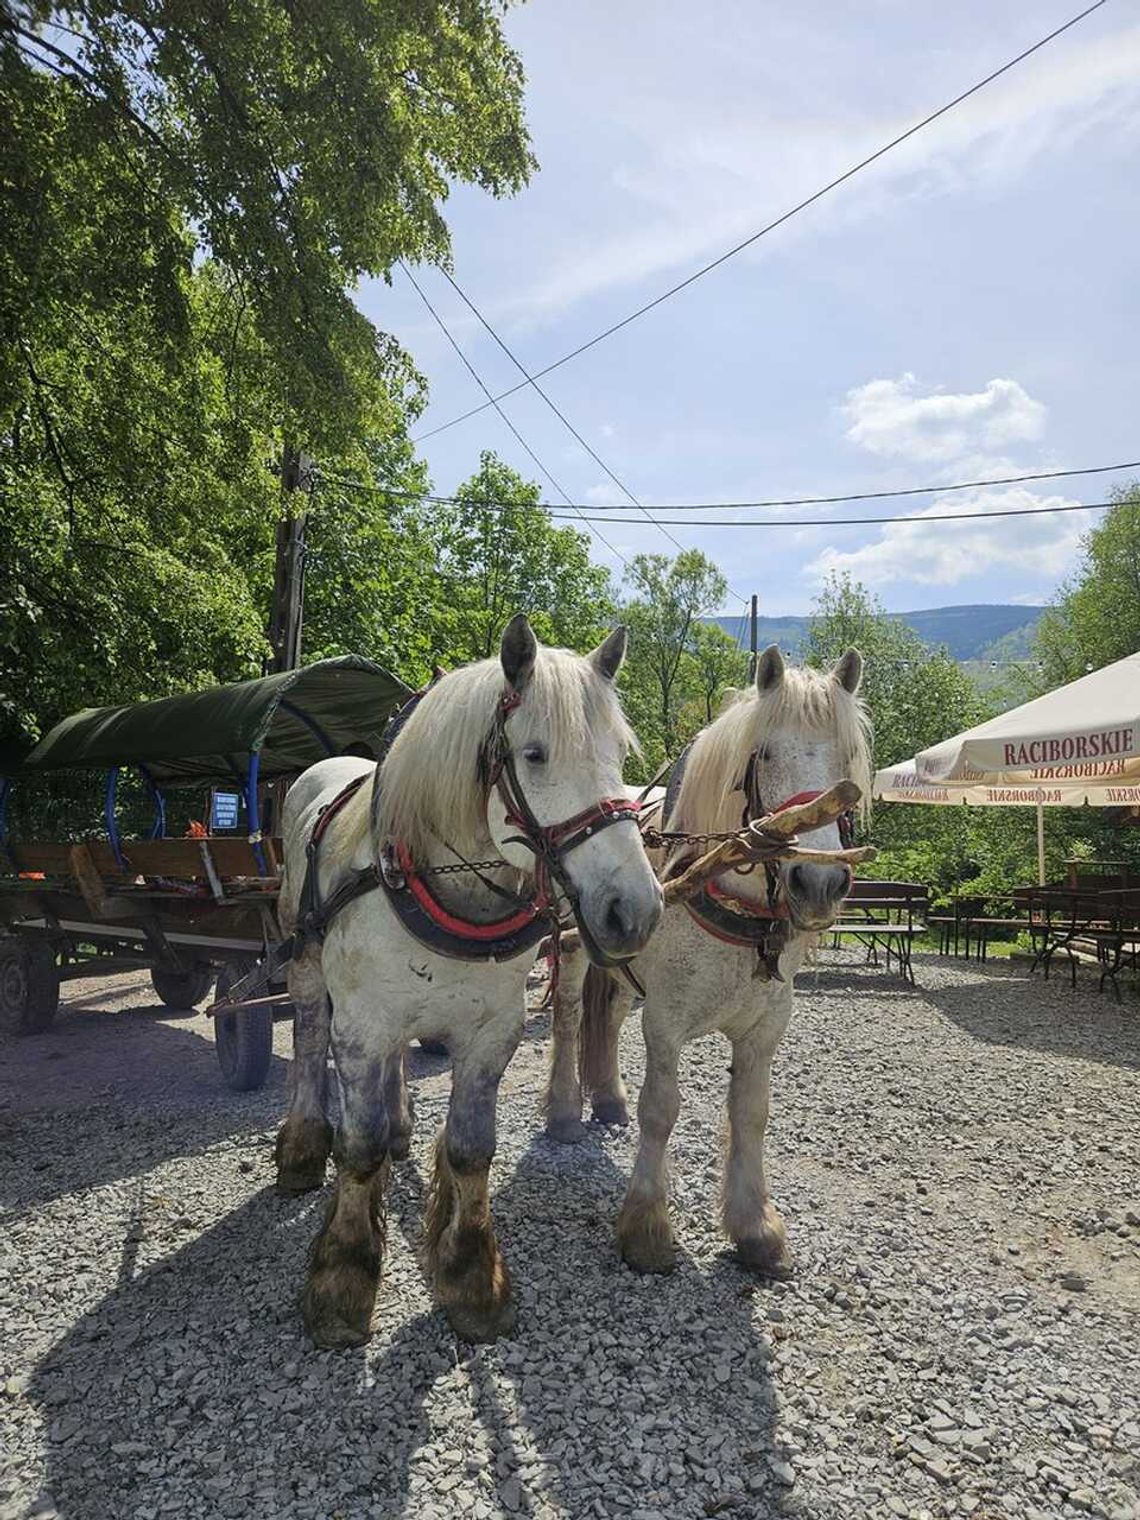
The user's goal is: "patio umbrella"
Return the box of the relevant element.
[873,649,1140,884]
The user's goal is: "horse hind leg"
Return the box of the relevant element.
[583,967,634,1127]
[543,951,588,1143]
[383,1049,413,1161]
[425,1029,518,1341]
[722,1021,793,1278]
[275,944,334,1193]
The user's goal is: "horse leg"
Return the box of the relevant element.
[300,1043,393,1349]
[384,1048,413,1161]
[275,944,333,1193]
[425,1024,518,1341]
[616,1032,682,1274]
[544,951,588,1143]
[722,1015,794,1277]
[587,972,635,1127]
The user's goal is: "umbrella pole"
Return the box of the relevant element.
[1036,800,1046,886]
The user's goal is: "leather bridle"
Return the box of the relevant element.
[738,752,857,918]
[479,689,645,968]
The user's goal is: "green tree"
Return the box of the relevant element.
[1034,488,1140,685]
[805,573,984,898]
[686,621,749,725]
[620,550,728,767]
[424,452,616,667]
[1,2,534,743]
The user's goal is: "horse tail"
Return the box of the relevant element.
[579,964,619,1098]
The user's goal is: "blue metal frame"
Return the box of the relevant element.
[104,766,125,868]
[279,698,336,756]
[245,751,267,872]
[138,764,167,839]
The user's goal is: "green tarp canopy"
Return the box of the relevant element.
[17,657,413,786]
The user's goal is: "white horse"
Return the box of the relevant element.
[543,645,870,1276]
[274,616,663,1346]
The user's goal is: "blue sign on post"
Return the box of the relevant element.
[211,790,241,831]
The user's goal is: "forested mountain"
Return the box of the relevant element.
[704,604,1045,661]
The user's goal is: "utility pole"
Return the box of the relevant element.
[266,442,313,674]
[748,593,758,682]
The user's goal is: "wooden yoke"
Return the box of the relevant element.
[559,781,875,954]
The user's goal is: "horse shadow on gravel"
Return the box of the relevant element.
[0,1016,290,1220]
[27,1131,796,1520]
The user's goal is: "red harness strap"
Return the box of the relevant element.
[395,840,547,940]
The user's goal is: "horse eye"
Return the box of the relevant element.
[522,744,547,765]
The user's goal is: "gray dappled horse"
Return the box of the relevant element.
[544,646,870,1276]
[275,617,663,1345]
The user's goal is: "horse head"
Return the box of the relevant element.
[671,643,870,935]
[748,644,869,931]
[375,616,663,966]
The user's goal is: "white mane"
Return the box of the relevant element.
[669,665,872,835]
[375,646,637,859]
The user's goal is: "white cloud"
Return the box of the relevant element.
[502,16,1140,324]
[808,486,1087,588]
[841,374,1046,464]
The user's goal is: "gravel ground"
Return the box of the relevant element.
[1,951,1138,1520]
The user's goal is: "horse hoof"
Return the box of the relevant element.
[620,1240,676,1275]
[300,1286,374,1349]
[445,1296,517,1343]
[546,1115,587,1145]
[735,1234,795,1279]
[591,1096,630,1127]
[274,1118,333,1194]
[276,1165,327,1195]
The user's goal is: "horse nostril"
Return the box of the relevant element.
[605,895,632,941]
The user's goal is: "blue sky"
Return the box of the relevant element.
[356,0,1140,618]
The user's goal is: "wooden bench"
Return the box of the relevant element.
[930,895,1034,961]
[2,836,282,897]
[828,879,929,984]
[1023,880,1140,1001]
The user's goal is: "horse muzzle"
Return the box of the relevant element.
[781,862,852,932]
[577,878,664,965]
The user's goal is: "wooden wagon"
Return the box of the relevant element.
[0,657,410,1090]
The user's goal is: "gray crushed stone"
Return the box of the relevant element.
[1,952,1138,1519]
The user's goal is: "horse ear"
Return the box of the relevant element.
[500,613,537,691]
[589,625,627,682]
[755,644,785,694]
[833,648,863,694]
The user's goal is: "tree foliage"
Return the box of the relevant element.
[0,1,534,746]
[618,550,737,773]
[1034,488,1140,685]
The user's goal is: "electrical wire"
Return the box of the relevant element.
[434,269,752,607]
[396,263,631,568]
[314,474,1126,529]
[414,0,1110,444]
[315,457,1139,515]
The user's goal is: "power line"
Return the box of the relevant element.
[315,474,1124,529]
[415,0,1109,445]
[435,269,754,606]
[318,457,1138,514]
[396,263,631,569]
[532,499,1124,528]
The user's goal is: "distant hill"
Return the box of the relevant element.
[704,604,1046,662]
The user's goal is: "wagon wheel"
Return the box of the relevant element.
[214,956,274,1092]
[0,938,61,1037]
[150,964,215,1010]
